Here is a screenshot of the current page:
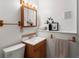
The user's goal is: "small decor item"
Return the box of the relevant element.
[49,24,52,31]
[46,17,59,31]
[52,22,59,31]
[47,17,54,24]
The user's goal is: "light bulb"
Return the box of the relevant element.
[27,2,32,8]
[32,4,37,9]
[20,4,22,7]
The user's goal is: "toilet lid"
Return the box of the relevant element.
[3,43,25,53]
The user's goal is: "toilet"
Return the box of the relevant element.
[3,43,25,58]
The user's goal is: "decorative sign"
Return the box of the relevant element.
[52,22,59,31]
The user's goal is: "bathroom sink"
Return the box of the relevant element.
[22,37,46,45]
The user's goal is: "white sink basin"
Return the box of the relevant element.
[22,37,46,45]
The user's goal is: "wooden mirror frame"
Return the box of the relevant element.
[20,0,37,29]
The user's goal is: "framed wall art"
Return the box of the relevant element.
[52,22,59,31]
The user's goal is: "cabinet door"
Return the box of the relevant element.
[24,44,35,58]
[34,40,46,58]
[24,40,46,58]
[34,48,41,58]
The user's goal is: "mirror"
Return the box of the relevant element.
[24,6,37,27]
[20,0,37,28]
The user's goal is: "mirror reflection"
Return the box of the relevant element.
[24,6,37,26]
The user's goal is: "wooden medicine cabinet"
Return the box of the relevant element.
[20,0,37,29]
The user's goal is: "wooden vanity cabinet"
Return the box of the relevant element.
[24,40,46,58]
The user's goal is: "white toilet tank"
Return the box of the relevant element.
[3,43,25,58]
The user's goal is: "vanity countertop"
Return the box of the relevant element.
[22,37,46,45]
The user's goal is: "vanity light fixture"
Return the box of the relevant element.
[23,0,37,9]
[25,2,37,9]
